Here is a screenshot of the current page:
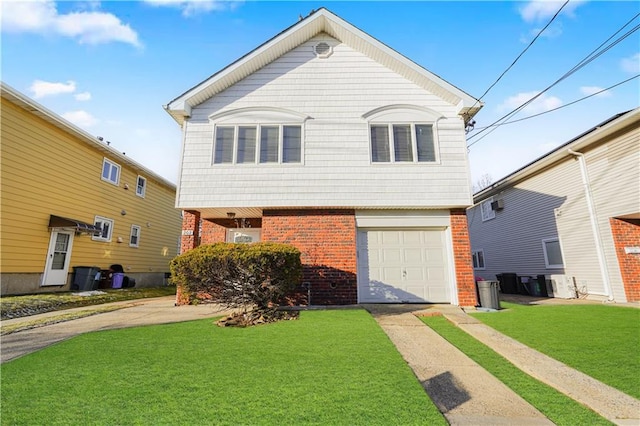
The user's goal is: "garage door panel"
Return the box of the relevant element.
[357,229,451,303]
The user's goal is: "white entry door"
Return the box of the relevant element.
[357,229,450,303]
[43,231,74,286]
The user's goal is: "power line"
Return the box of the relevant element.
[467,13,640,147]
[469,75,639,134]
[468,0,570,112]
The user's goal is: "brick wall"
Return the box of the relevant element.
[610,218,640,302]
[180,210,200,255]
[450,209,478,307]
[262,209,357,305]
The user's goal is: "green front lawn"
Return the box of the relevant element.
[1,310,445,425]
[422,316,611,425]
[470,302,640,399]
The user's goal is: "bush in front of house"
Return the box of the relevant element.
[170,242,302,325]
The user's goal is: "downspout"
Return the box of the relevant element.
[567,149,614,301]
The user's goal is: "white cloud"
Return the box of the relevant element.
[0,0,141,47]
[519,0,585,23]
[498,91,563,115]
[62,110,99,127]
[29,80,76,99]
[143,0,241,17]
[620,53,640,74]
[579,86,612,98]
[74,91,92,101]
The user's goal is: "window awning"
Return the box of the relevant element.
[48,215,102,235]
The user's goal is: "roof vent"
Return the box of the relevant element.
[313,42,332,58]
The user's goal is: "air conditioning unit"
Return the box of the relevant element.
[548,275,576,299]
[491,199,504,211]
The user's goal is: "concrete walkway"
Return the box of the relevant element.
[2,296,639,425]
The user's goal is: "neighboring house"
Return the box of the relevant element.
[1,82,182,296]
[165,9,482,306]
[468,108,640,303]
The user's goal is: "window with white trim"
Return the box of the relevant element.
[481,197,495,221]
[92,216,114,242]
[213,124,302,165]
[370,124,436,163]
[472,250,485,269]
[136,176,146,197]
[101,158,120,185]
[130,225,141,247]
[542,238,563,268]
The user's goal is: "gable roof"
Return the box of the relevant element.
[473,107,640,203]
[1,82,176,190]
[164,7,482,125]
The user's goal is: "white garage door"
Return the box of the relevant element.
[357,229,450,303]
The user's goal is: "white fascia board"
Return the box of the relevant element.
[473,107,640,203]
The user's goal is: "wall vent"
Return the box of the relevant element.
[313,42,332,58]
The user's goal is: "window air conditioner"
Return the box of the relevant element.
[491,199,504,211]
[548,275,576,299]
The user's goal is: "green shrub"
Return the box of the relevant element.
[170,243,302,311]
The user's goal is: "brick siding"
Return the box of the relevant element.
[610,218,640,302]
[450,209,478,307]
[262,209,357,305]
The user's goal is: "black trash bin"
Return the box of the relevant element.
[499,273,518,294]
[72,266,101,291]
[536,275,549,297]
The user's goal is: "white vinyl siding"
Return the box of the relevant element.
[179,34,472,209]
[101,158,120,185]
[92,216,114,242]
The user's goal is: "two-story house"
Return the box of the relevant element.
[165,9,482,306]
[468,108,640,303]
[1,82,183,295]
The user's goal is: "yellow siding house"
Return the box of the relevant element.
[1,82,182,295]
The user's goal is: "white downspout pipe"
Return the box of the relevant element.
[567,149,614,301]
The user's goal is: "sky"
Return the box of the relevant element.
[2,0,639,188]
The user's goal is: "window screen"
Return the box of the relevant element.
[371,125,390,162]
[260,126,279,163]
[415,125,435,162]
[214,127,234,164]
[283,126,301,163]
[237,126,257,164]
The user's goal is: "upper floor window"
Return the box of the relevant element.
[92,216,114,242]
[214,124,302,165]
[130,225,141,247]
[370,124,435,163]
[472,250,485,269]
[101,158,120,185]
[542,238,563,269]
[136,176,146,198]
[481,197,496,221]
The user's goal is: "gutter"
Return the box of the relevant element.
[567,149,614,301]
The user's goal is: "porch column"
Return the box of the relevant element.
[180,210,200,254]
[451,209,478,307]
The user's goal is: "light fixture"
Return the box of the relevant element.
[226,212,236,219]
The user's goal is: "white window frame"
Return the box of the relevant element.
[92,216,114,242]
[472,250,485,270]
[542,238,564,269]
[101,158,120,185]
[136,176,146,198]
[129,225,141,247]
[369,123,438,164]
[481,197,496,222]
[212,124,303,165]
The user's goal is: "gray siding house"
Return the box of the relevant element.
[467,108,640,303]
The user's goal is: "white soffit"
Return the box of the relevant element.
[165,9,481,124]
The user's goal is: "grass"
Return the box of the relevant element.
[421,316,612,426]
[1,286,176,320]
[1,310,446,425]
[469,302,640,399]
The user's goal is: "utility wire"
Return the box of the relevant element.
[471,75,639,132]
[467,0,570,113]
[467,13,640,147]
